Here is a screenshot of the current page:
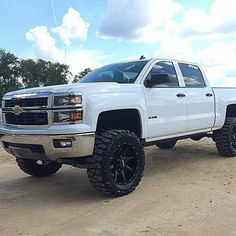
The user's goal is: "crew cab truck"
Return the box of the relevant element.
[1,58,236,197]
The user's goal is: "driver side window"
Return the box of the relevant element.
[146,61,179,87]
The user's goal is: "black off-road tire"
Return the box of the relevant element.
[16,158,62,177]
[156,140,177,150]
[214,117,236,157]
[87,130,145,197]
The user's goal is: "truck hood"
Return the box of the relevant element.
[4,82,140,97]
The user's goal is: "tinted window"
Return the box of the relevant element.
[179,63,205,88]
[79,61,148,84]
[146,61,179,87]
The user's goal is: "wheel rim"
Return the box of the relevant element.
[110,143,138,185]
[231,127,236,149]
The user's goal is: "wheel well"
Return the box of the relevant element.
[96,109,142,137]
[226,104,236,117]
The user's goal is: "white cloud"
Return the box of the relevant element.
[52,7,90,46]
[25,8,106,76]
[63,49,107,75]
[98,0,236,42]
[181,0,236,38]
[106,0,236,86]
[25,28,105,74]
[196,41,236,86]
[98,0,182,41]
[25,26,59,60]
[181,0,236,87]
[25,2,236,86]
[197,42,236,67]
[25,28,105,75]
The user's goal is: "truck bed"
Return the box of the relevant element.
[212,87,236,130]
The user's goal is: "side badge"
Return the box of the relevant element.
[148,116,157,119]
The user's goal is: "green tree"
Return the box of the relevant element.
[0,49,22,99]
[20,59,41,88]
[73,68,92,83]
[44,61,71,86]
[20,59,71,88]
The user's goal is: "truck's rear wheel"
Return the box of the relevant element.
[87,130,145,197]
[156,140,177,149]
[16,158,62,177]
[214,117,236,157]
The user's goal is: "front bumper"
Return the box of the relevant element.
[0,132,95,161]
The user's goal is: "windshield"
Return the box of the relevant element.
[79,60,148,84]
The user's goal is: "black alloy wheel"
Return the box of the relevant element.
[87,130,145,196]
[110,143,138,185]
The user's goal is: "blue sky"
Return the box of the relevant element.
[1,0,236,86]
[0,0,156,62]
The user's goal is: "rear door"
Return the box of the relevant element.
[143,61,188,140]
[177,63,215,132]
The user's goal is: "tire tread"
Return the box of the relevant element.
[16,158,62,177]
[87,130,145,197]
[214,117,236,157]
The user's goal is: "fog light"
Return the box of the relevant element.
[53,139,72,148]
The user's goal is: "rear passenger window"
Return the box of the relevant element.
[147,61,179,87]
[179,63,206,88]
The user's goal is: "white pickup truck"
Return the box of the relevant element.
[1,58,236,196]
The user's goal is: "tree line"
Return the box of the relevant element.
[0,48,92,100]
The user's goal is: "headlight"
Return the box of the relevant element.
[53,93,83,123]
[54,110,83,123]
[54,94,82,107]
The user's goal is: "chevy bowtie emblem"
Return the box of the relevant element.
[12,105,23,115]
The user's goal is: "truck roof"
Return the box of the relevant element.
[117,58,201,67]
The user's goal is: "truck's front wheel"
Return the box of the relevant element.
[214,117,236,157]
[16,158,62,177]
[87,130,145,197]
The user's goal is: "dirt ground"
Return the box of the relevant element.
[0,138,235,236]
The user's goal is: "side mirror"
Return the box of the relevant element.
[146,73,171,88]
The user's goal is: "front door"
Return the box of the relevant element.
[143,61,188,140]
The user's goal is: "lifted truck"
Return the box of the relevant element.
[1,58,236,196]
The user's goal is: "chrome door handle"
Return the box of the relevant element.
[176,93,186,98]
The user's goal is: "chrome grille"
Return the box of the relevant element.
[5,112,48,125]
[3,95,50,126]
[4,97,48,107]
